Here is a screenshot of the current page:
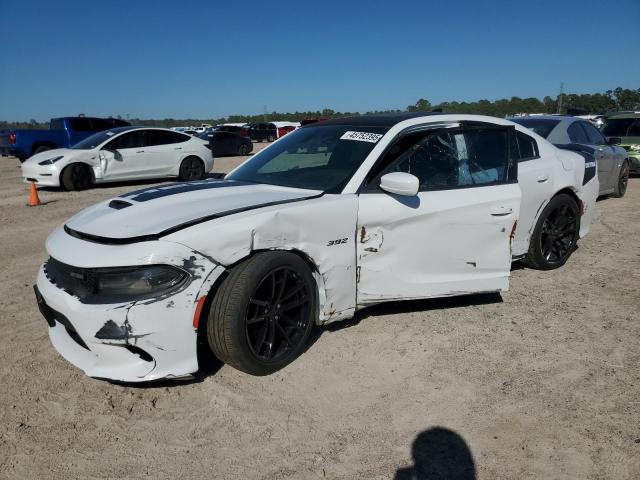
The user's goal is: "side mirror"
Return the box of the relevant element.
[607,137,621,145]
[102,148,122,160]
[379,172,419,197]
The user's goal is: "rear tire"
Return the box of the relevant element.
[524,193,580,270]
[207,251,317,375]
[267,134,275,142]
[237,144,249,156]
[61,163,93,191]
[178,156,205,181]
[612,159,629,198]
[33,145,52,156]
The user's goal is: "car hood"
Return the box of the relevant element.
[22,148,77,165]
[64,180,322,242]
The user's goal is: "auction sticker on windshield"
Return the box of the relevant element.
[340,131,384,143]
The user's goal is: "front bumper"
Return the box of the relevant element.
[21,163,60,187]
[35,231,224,382]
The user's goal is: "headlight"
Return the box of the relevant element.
[630,144,640,152]
[38,155,64,166]
[96,266,188,299]
[44,258,189,304]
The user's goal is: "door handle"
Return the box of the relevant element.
[536,175,549,183]
[174,147,182,150]
[136,150,145,153]
[490,206,513,216]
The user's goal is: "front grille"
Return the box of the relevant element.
[44,257,97,301]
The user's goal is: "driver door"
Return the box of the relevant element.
[99,130,149,180]
[356,125,521,305]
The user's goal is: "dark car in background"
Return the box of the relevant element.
[216,125,250,138]
[207,131,253,156]
[0,116,130,162]
[248,122,277,142]
[602,113,640,173]
[511,115,630,197]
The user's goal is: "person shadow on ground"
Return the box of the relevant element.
[394,427,476,480]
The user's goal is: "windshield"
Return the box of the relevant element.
[511,118,560,138]
[71,129,125,149]
[602,118,637,136]
[227,125,389,192]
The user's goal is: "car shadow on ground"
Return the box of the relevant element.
[394,427,476,480]
[122,292,504,389]
[318,291,503,335]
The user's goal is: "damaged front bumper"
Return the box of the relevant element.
[35,230,224,382]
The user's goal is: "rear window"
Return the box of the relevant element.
[50,118,64,130]
[602,118,636,136]
[511,118,560,138]
[568,122,589,144]
[513,130,539,161]
[69,118,93,131]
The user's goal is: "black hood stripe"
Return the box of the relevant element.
[121,179,249,202]
[64,192,324,245]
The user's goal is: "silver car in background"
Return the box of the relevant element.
[511,115,630,197]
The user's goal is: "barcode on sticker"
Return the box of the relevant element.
[340,131,383,143]
[585,161,596,168]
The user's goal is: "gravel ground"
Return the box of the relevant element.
[0,150,638,479]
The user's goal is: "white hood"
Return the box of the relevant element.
[65,180,321,241]
[22,148,77,165]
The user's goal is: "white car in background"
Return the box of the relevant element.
[21,127,213,190]
[34,114,598,382]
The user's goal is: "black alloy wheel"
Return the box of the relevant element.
[539,203,577,264]
[245,267,311,363]
[613,160,629,198]
[524,193,580,270]
[61,163,92,191]
[179,157,204,181]
[206,251,317,375]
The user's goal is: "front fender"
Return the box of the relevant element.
[166,194,359,324]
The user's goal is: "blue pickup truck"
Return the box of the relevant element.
[0,116,130,162]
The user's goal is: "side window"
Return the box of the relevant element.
[90,118,112,131]
[69,118,92,131]
[514,130,539,162]
[105,131,145,150]
[386,128,509,191]
[627,119,640,136]
[567,122,589,144]
[581,122,606,145]
[145,129,188,146]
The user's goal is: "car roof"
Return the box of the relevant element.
[101,126,140,134]
[312,112,446,127]
[607,113,640,119]
[509,115,576,122]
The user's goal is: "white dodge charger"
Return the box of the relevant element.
[34,114,599,382]
[21,127,213,190]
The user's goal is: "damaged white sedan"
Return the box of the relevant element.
[21,127,213,190]
[34,114,599,381]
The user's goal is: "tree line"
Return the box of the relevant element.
[2,87,638,130]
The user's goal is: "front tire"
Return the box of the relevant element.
[612,159,629,198]
[524,193,580,270]
[60,163,93,191]
[33,145,52,156]
[178,156,205,181]
[207,252,317,375]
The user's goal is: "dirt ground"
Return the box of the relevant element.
[0,149,638,480]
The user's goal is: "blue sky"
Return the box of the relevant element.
[1,0,638,121]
